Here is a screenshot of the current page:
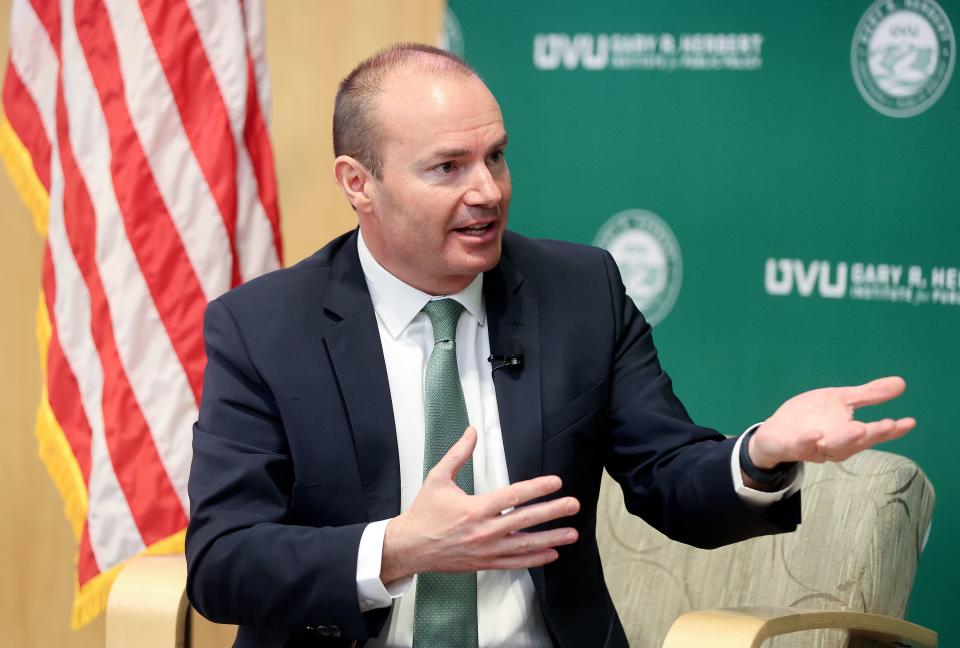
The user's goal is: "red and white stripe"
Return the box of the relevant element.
[3,0,281,618]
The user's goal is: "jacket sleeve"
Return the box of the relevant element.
[599,251,800,548]
[185,298,388,640]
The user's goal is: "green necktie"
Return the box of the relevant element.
[412,299,479,648]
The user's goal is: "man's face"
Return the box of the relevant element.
[360,68,511,295]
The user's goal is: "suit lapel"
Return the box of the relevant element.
[321,233,401,522]
[484,245,549,600]
[484,250,542,486]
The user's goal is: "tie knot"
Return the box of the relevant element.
[423,298,465,343]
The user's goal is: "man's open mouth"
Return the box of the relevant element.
[455,223,494,236]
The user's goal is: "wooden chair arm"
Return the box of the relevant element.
[106,555,189,648]
[662,606,937,648]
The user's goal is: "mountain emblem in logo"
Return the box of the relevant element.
[852,0,955,117]
[593,209,683,326]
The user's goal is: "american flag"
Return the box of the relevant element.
[0,0,281,627]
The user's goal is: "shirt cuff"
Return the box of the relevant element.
[356,519,413,612]
[730,424,804,505]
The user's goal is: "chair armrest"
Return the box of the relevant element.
[662,606,937,648]
[106,555,189,648]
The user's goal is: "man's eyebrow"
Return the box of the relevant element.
[422,134,509,163]
[427,147,470,161]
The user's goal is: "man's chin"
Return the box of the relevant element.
[454,244,502,275]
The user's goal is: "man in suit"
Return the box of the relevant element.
[185,44,915,647]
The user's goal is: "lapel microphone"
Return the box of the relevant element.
[488,338,524,373]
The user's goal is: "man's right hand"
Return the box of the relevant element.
[380,427,580,584]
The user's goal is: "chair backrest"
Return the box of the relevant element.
[596,449,935,648]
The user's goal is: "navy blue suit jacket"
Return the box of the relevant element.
[185,229,800,647]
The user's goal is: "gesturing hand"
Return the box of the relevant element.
[749,376,916,469]
[380,427,580,584]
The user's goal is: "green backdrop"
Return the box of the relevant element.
[448,0,958,642]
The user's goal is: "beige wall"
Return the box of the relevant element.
[0,2,443,645]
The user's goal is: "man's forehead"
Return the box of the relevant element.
[380,67,499,121]
[376,67,505,152]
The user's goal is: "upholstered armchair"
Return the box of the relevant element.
[597,449,937,647]
[107,449,936,647]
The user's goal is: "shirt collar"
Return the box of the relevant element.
[356,229,485,338]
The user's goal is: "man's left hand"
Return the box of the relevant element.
[749,376,916,468]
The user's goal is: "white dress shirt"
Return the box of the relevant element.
[352,231,801,647]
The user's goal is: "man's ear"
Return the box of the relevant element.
[333,155,374,212]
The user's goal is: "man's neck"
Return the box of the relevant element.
[357,229,478,296]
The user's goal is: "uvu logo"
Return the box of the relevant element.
[764,259,847,298]
[533,34,609,70]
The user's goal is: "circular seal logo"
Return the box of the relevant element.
[593,209,683,326]
[439,8,465,59]
[852,0,955,118]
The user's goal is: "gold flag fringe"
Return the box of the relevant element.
[35,296,89,542]
[0,116,49,236]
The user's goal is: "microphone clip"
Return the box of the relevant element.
[487,353,523,373]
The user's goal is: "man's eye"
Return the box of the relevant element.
[436,161,457,174]
[488,150,505,164]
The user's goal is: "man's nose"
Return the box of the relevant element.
[463,163,502,207]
